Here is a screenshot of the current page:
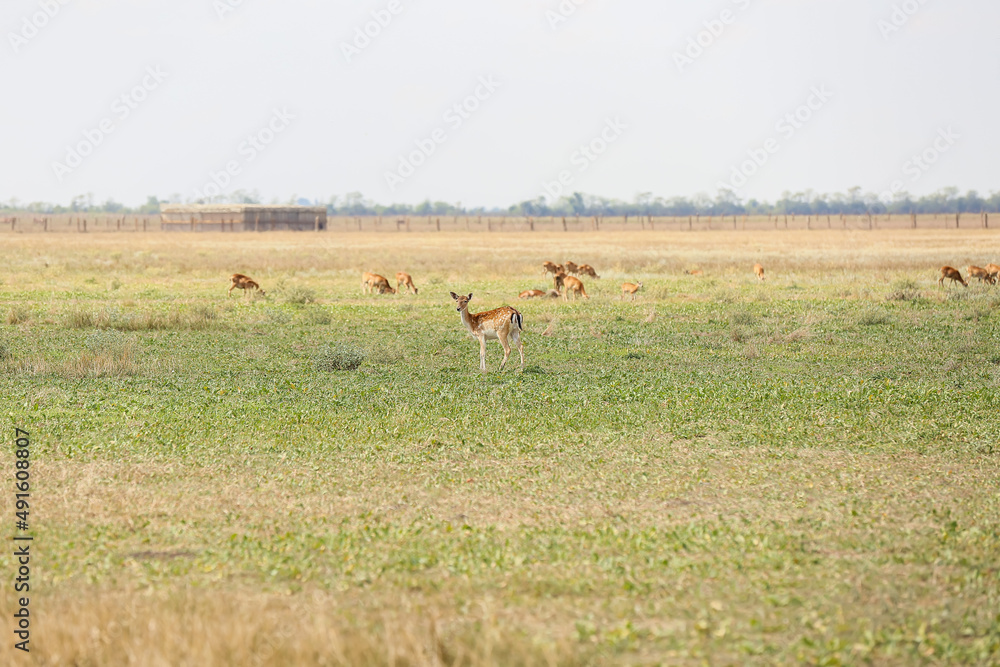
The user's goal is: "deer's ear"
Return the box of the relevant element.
[467,293,473,300]
[450,292,459,300]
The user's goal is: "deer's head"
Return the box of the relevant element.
[450,292,473,312]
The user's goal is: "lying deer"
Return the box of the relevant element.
[519,289,546,299]
[450,292,524,373]
[396,272,419,294]
[684,269,703,276]
[229,274,265,298]
[621,281,643,301]
[938,266,967,288]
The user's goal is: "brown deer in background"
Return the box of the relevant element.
[621,282,643,301]
[395,272,419,294]
[228,274,266,298]
[938,266,967,288]
[967,265,996,285]
[753,264,765,281]
[362,272,395,294]
[562,276,589,301]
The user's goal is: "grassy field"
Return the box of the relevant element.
[1,230,999,666]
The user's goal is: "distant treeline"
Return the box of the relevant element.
[4,187,997,217]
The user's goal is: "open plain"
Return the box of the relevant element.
[1,229,999,666]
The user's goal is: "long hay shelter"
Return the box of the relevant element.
[160,205,327,232]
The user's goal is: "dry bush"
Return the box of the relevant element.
[5,305,30,325]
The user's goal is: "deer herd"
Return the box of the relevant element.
[225,257,997,373]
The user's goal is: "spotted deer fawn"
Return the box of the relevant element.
[228,274,265,298]
[562,276,589,301]
[753,264,765,281]
[621,281,642,300]
[396,272,419,294]
[938,266,967,288]
[362,272,396,295]
[967,265,996,285]
[450,292,524,373]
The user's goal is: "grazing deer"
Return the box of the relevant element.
[938,266,967,288]
[621,281,643,301]
[396,272,419,294]
[984,263,1000,284]
[968,265,996,285]
[542,261,563,277]
[519,289,546,299]
[577,264,600,279]
[684,269,703,276]
[753,263,765,281]
[450,292,524,373]
[228,274,265,298]
[563,261,579,275]
[562,276,589,301]
[362,272,395,294]
[553,271,567,292]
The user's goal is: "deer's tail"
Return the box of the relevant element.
[512,310,523,331]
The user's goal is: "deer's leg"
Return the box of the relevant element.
[479,337,487,373]
[498,331,511,372]
[512,329,524,370]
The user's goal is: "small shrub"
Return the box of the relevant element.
[303,308,332,325]
[64,308,95,329]
[68,330,140,377]
[190,304,219,322]
[859,309,891,326]
[5,306,29,325]
[314,343,365,371]
[367,343,404,365]
[283,286,317,305]
[0,338,12,362]
[886,279,922,302]
[729,310,756,327]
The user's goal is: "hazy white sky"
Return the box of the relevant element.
[2,0,997,207]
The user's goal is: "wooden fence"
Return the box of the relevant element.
[0,212,992,234]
